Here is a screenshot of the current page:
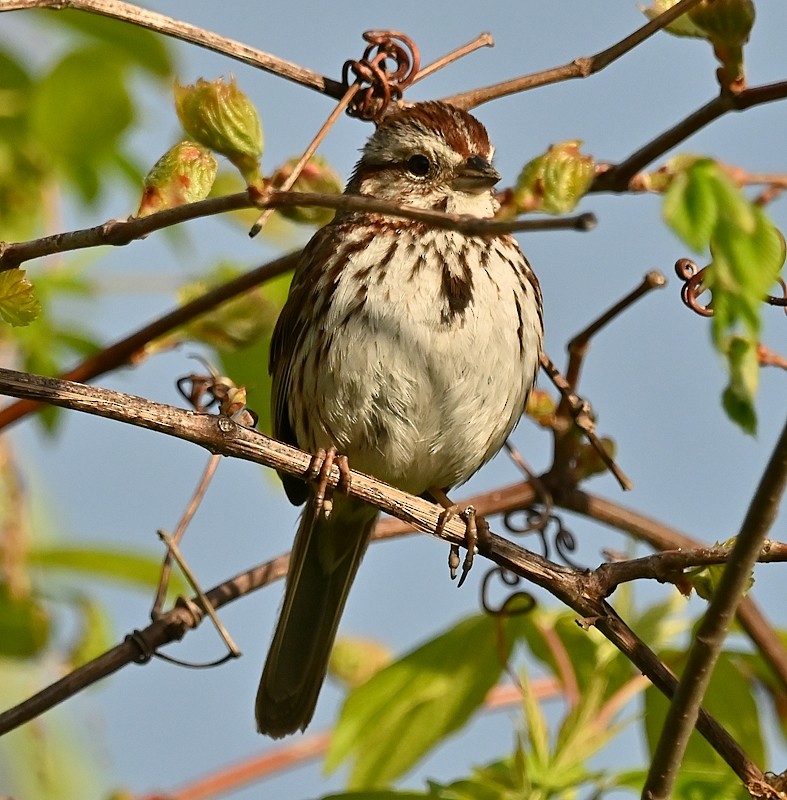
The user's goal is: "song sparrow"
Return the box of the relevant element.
[256,101,543,737]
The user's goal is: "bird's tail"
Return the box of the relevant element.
[256,495,378,737]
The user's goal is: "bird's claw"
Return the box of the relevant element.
[307,447,352,518]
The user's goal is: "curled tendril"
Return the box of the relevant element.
[342,30,420,122]
[503,508,582,569]
[480,567,536,617]
[675,258,787,317]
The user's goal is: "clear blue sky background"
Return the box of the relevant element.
[2,2,786,798]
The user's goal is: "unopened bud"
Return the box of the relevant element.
[526,389,557,428]
[175,77,263,184]
[514,141,594,215]
[574,437,617,480]
[270,155,343,226]
[136,141,217,217]
[640,0,755,91]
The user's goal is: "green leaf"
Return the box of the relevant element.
[326,613,528,788]
[67,596,114,668]
[662,157,785,433]
[0,269,41,326]
[40,8,174,77]
[29,46,134,202]
[0,584,50,657]
[0,660,109,799]
[663,160,718,252]
[521,609,632,697]
[720,336,759,435]
[28,544,187,595]
[322,794,428,800]
[645,650,764,769]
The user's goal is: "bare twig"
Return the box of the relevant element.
[0,0,345,97]
[0,190,596,270]
[152,454,221,617]
[412,32,494,85]
[564,271,667,390]
[156,529,241,658]
[643,415,787,800]
[441,0,705,109]
[539,352,633,491]
[592,80,787,193]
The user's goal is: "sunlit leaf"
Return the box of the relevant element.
[41,7,174,77]
[645,650,764,769]
[28,544,187,594]
[0,269,41,326]
[67,595,114,668]
[29,46,134,202]
[326,613,528,788]
[0,584,50,657]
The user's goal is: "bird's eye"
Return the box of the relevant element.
[406,154,431,177]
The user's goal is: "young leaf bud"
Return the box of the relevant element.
[329,636,393,690]
[269,155,343,226]
[175,77,263,184]
[514,141,594,215]
[136,141,217,217]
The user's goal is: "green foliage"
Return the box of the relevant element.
[326,613,529,788]
[513,141,595,215]
[645,650,765,783]
[0,584,50,658]
[167,264,292,432]
[0,269,41,326]
[0,661,109,800]
[28,544,186,595]
[29,46,134,202]
[175,76,264,185]
[663,157,785,433]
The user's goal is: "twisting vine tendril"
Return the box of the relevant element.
[675,258,787,317]
[343,30,420,121]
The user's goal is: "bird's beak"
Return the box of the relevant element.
[452,155,500,194]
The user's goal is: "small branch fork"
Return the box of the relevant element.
[0,369,785,797]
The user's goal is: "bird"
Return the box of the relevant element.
[255,100,543,737]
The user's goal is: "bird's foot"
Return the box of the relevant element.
[306,446,352,518]
[431,488,488,588]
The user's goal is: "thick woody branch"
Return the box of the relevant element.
[643,415,787,800]
[0,0,345,98]
[0,369,770,788]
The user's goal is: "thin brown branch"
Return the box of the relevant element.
[594,541,787,595]
[0,189,596,270]
[592,80,787,193]
[152,454,220,616]
[643,415,787,800]
[539,352,633,491]
[0,251,300,430]
[412,32,494,86]
[561,488,787,695]
[564,271,667,390]
[0,0,345,98]
[0,370,768,788]
[440,0,705,110]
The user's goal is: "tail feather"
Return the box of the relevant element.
[256,496,377,737]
